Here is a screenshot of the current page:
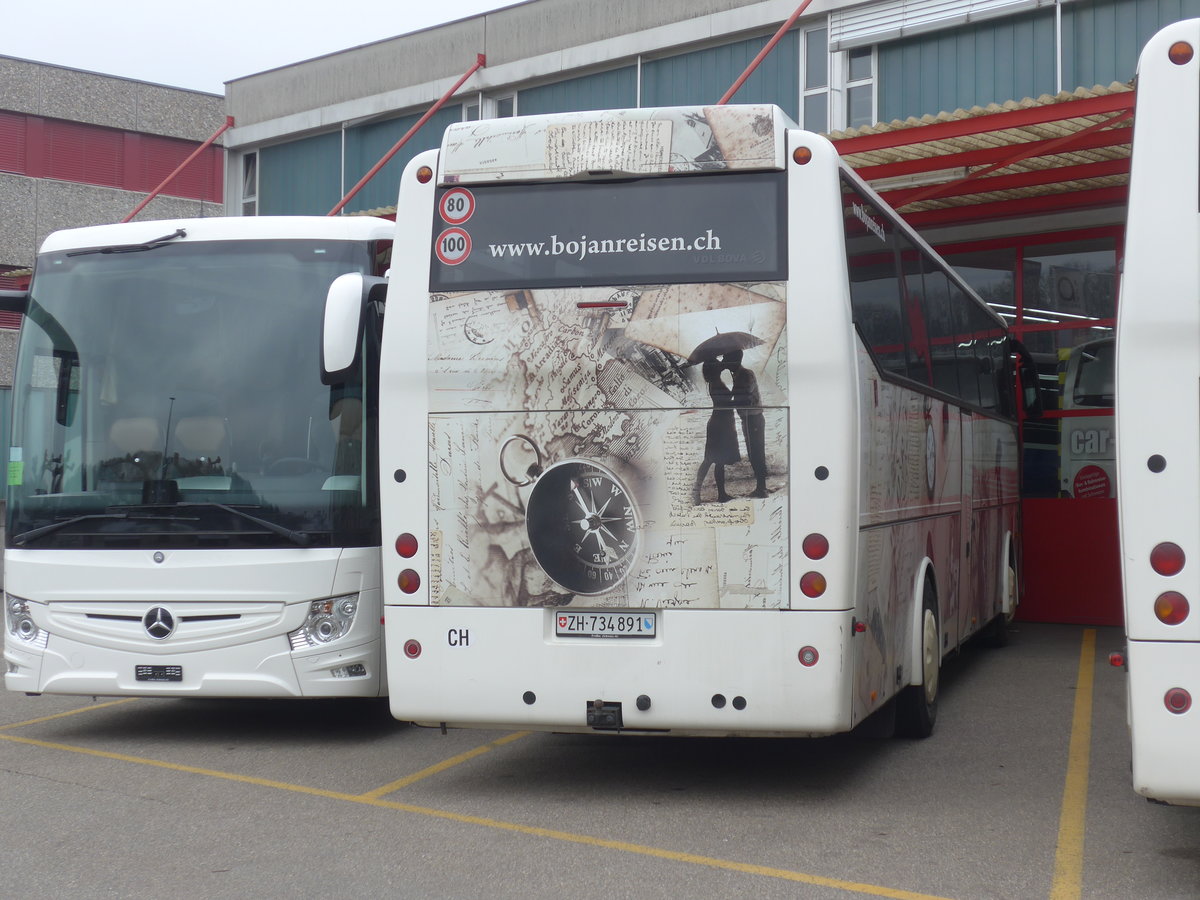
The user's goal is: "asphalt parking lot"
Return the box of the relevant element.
[1,622,1198,900]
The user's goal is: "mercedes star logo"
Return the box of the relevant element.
[143,607,176,640]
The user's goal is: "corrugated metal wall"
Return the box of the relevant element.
[342,106,463,213]
[517,67,638,116]
[253,2,1200,212]
[641,31,799,117]
[878,9,1057,123]
[1064,0,1200,88]
[259,132,341,216]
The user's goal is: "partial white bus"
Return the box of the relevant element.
[1116,18,1200,804]
[367,105,1038,736]
[3,216,390,698]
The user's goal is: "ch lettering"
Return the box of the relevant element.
[448,628,470,647]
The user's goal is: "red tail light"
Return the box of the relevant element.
[1165,688,1192,714]
[395,533,419,558]
[800,572,827,598]
[398,569,421,593]
[798,646,819,667]
[1151,542,1185,576]
[802,533,829,560]
[1154,592,1190,625]
[403,639,422,659]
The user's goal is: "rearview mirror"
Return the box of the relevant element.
[322,273,387,384]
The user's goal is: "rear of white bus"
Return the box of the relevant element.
[380,106,861,736]
[1117,18,1200,804]
[3,217,389,698]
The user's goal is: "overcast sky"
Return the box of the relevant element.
[5,0,515,94]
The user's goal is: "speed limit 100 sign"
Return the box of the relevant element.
[435,227,472,266]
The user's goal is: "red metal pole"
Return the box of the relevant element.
[122,116,233,223]
[717,0,814,105]
[329,54,487,216]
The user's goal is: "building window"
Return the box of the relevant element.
[803,26,829,132]
[845,46,875,128]
[463,95,516,121]
[241,152,258,217]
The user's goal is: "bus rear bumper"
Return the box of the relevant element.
[385,607,854,736]
[1126,639,1200,806]
[3,633,382,699]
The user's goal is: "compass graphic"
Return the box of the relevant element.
[523,458,640,595]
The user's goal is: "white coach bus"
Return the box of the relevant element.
[3,216,390,698]
[1115,19,1200,804]
[358,105,1039,736]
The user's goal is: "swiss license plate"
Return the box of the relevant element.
[555,611,656,638]
[135,665,183,682]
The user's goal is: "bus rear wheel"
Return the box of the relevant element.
[896,581,939,738]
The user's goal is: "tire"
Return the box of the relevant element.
[896,579,939,739]
[980,549,1016,648]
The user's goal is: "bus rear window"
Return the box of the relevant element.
[430,172,786,291]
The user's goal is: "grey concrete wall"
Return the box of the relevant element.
[0,56,224,142]
[1,173,221,269]
[226,0,768,128]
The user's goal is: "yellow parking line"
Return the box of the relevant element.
[0,729,955,900]
[359,730,531,799]
[1049,628,1096,900]
[0,697,139,730]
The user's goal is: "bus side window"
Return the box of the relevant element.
[897,238,933,388]
[920,266,960,398]
[848,252,909,380]
[947,281,981,407]
[969,305,1004,412]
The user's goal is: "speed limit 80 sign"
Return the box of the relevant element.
[439,188,475,225]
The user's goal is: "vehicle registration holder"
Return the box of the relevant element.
[555,611,656,638]
[135,665,183,682]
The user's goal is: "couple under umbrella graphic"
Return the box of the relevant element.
[689,331,769,503]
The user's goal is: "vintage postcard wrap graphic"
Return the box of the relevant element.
[427,282,790,610]
[440,105,786,182]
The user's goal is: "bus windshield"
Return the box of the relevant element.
[8,239,377,549]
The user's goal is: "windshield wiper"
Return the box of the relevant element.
[111,502,312,547]
[11,512,179,546]
[66,228,187,257]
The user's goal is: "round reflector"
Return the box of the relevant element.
[398,569,421,593]
[802,533,829,560]
[403,639,422,659]
[792,146,813,165]
[395,533,419,558]
[1155,591,1190,625]
[1169,41,1195,65]
[1151,542,1185,576]
[416,166,434,184]
[1165,687,1192,714]
[800,571,827,598]
[798,646,819,667]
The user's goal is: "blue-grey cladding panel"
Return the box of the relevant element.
[641,31,799,119]
[342,106,464,213]
[878,10,1056,123]
[517,67,638,116]
[259,132,342,215]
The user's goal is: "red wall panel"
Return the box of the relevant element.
[6,111,222,201]
[0,110,27,173]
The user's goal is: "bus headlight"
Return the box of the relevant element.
[288,594,360,650]
[5,594,48,648]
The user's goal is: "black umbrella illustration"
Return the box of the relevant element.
[686,331,764,365]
